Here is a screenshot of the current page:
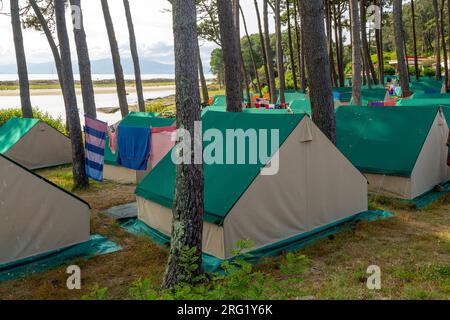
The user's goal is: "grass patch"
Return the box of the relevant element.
[0,165,449,300]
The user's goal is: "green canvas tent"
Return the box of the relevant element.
[0,153,90,266]
[277,91,307,105]
[397,98,450,107]
[104,112,175,184]
[289,99,312,115]
[411,93,450,100]
[336,106,449,199]
[135,111,368,262]
[350,88,390,106]
[0,117,72,170]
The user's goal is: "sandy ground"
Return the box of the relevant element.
[0,85,176,97]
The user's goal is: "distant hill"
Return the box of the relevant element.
[0,58,177,74]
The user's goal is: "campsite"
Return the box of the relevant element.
[0,0,450,304]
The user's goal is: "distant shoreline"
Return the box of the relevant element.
[0,84,176,97]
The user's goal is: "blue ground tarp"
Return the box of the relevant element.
[410,181,450,209]
[118,210,393,273]
[0,235,122,283]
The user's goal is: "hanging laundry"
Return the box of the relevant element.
[117,125,151,171]
[150,126,176,168]
[108,123,119,155]
[84,116,108,181]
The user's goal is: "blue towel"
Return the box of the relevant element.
[117,125,151,171]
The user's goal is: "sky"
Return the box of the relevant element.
[0,0,274,71]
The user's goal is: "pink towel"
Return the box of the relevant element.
[150,126,176,168]
[108,123,119,155]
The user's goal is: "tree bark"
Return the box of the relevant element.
[217,0,243,112]
[349,0,362,105]
[54,0,89,189]
[298,0,335,144]
[293,1,305,91]
[29,0,70,120]
[70,0,97,119]
[411,0,420,80]
[325,0,337,87]
[360,0,378,85]
[334,1,345,87]
[275,0,285,104]
[393,0,411,97]
[286,0,298,90]
[440,0,449,91]
[123,0,145,112]
[197,42,209,105]
[433,0,442,80]
[254,0,270,93]
[10,0,33,118]
[162,0,204,291]
[378,0,385,85]
[101,0,129,117]
[241,5,262,94]
[263,0,277,103]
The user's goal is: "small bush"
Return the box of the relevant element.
[423,67,436,77]
[0,108,66,134]
[384,65,396,76]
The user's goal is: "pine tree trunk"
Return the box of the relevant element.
[263,0,277,103]
[217,0,243,112]
[378,0,385,85]
[241,5,262,94]
[54,0,89,189]
[393,0,411,97]
[254,0,270,93]
[325,0,337,87]
[298,0,335,144]
[123,0,145,112]
[275,0,285,104]
[440,0,449,91]
[293,1,304,91]
[349,0,362,105]
[101,0,129,117]
[70,0,97,119]
[197,42,209,105]
[162,0,204,291]
[286,1,298,90]
[10,0,33,118]
[29,0,70,123]
[433,0,442,80]
[360,0,378,85]
[411,0,420,80]
[334,1,345,87]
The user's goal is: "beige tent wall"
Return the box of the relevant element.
[365,173,412,199]
[223,117,368,259]
[5,122,72,170]
[0,156,90,265]
[136,196,225,259]
[104,160,152,184]
[411,111,450,198]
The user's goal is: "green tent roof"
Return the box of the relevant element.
[289,99,311,115]
[397,98,450,107]
[104,113,175,165]
[336,106,439,177]
[350,88,388,106]
[411,93,450,100]
[136,111,305,225]
[0,117,39,154]
[277,91,307,104]
[243,108,289,114]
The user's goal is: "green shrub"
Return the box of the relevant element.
[423,67,436,77]
[384,65,396,76]
[0,108,66,134]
